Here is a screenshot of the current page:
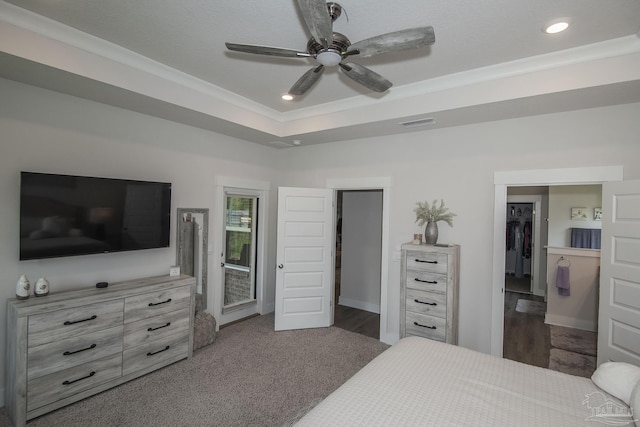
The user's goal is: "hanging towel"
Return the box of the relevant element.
[556,265,571,296]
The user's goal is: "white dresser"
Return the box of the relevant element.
[400,243,460,344]
[5,275,196,427]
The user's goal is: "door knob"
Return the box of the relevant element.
[278,264,283,269]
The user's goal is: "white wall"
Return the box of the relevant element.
[340,191,382,313]
[548,185,603,247]
[2,75,640,400]
[278,102,640,353]
[0,78,283,398]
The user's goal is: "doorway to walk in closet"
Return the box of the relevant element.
[333,190,382,339]
[503,187,549,368]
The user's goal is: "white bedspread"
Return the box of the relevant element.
[297,336,628,426]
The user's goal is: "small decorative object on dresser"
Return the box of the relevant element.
[400,243,460,344]
[15,275,30,299]
[414,199,456,245]
[34,277,49,296]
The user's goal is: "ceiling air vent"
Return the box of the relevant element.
[399,117,437,128]
[268,141,294,148]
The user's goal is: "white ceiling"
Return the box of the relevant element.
[1,0,640,147]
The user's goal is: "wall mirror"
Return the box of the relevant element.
[176,208,209,310]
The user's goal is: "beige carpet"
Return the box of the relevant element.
[548,348,596,378]
[0,313,389,427]
[515,299,546,316]
[548,325,598,378]
[550,325,597,357]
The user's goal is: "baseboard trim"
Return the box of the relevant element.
[338,297,380,314]
[545,313,597,332]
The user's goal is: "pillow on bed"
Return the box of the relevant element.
[592,362,640,405]
[630,380,640,427]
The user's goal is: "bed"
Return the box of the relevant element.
[296,336,636,426]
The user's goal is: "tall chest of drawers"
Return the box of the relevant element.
[400,243,460,344]
[5,275,196,427]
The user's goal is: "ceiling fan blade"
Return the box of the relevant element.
[339,62,392,93]
[289,65,325,96]
[297,0,333,48]
[225,42,311,58]
[346,26,435,58]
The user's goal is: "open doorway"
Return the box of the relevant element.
[502,183,603,377]
[333,190,382,339]
[503,187,549,368]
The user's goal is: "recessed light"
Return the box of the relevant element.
[544,18,571,34]
[282,94,293,101]
[292,139,301,146]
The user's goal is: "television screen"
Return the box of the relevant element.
[20,172,171,260]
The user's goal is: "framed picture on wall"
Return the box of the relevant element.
[594,207,602,221]
[571,207,588,220]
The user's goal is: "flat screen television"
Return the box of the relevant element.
[20,172,171,260]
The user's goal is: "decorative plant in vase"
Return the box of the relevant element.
[414,199,456,244]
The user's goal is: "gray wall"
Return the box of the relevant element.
[548,185,603,247]
[2,75,640,401]
[278,101,640,354]
[340,191,383,313]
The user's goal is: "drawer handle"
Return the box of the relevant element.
[414,299,437,306]
[413,321,436,330]
[414,278,437,284]
[62,371,95,386]
[148,322,171,332]
[415,259,438,264]
[148,298,172,307]
[147,345,170,356]
[63,315,97,326]
[63,343,97,356]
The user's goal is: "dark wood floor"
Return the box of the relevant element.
[503,290,551,368]
[334,304,380,340]
[505,274,532,294]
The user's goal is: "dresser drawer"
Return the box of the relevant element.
[123,308,190,350]
[406,288,446,319]
[28,299,124,348]
[405,251,448,274]
[405,269,447,293]
[405,311,447,342]
[27,353,122,413]
[123,333,189,376]
[124,286,191,323]
[28,325,123,381]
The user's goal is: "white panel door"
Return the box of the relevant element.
[275,187,334,331]
[598,179,640,366]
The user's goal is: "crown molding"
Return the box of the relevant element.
[2,1,639,143]
[0,1,283,121]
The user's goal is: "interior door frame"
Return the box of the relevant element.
[326,177,393,344]
[506,195,543,296]
[491,166,623,356]
[214,176,270,327]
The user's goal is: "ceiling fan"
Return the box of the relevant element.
[225,0,435,97]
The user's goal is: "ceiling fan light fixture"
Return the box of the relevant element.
[316,50,342,66]
[543,18,571,34]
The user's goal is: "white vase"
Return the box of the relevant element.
[35,277,50,297]
[16,275,30,299]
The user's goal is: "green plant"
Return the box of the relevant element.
[414,199,456,227]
